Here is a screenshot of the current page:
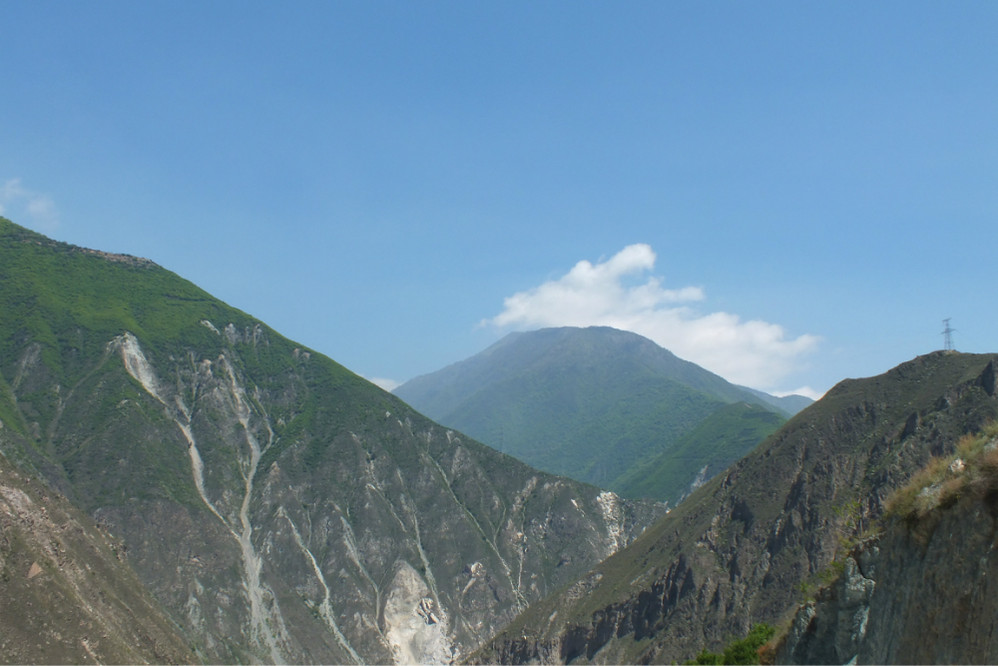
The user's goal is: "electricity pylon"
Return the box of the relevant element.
[942,318,955,352]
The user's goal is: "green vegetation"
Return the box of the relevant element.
[886,420,998,522]
[686,623,776,665]
[0,216,372,512]
[2,219,222,380]
[615,402,784,503]
[397,326,790,503]
[0,217,355,390]
[434,361,724,488]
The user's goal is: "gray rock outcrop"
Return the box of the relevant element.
[778,490,998,664]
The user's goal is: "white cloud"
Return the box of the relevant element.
[0,178,60,234]
[483,244,820,391]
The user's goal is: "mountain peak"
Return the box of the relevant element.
[396,325,800,504]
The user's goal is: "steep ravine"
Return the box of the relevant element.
[4,294,663,662]
[114,332,292,662]
[108,325,663,663]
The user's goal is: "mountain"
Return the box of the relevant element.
[475,350,998,664]
[0,218,665,664]
[395,326,805,504]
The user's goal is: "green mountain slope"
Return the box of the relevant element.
[476,350,998,664]
[395,327,798,504]
[0,217,665,664]
[614,401,785,502]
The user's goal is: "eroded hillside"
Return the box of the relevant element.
[0,451,193,664]
[0,218,664,663]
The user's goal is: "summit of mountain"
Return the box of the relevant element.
[395,326,808,504]
[399,327,801,416]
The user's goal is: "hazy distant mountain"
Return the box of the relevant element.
[0,218,664,664]
[395,327,807,505]
[477,350,998,664]
[741,385,815,416]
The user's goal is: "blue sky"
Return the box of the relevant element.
[2,1,996,398]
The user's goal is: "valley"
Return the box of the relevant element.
[2,216,996,665]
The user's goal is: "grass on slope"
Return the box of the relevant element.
[0,216,378,405]
[614,402,784,503]
[1,219,230,379]
[0,217,393,502]
[885,419,998,522]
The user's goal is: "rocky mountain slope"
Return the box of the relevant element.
[0,450,193,664]
[776,421,998,665]
[475,350,998,664]
[0,218,664,664]
[395,326,804,504]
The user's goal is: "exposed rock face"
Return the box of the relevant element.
[0,221,665,664]
[778,545,878,664]
[5,323,662,664]
[384,562,454,664]
[778,486,998,664]
[475,352,998,664]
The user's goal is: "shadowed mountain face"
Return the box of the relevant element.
[396,326,802,504]
[475,350,998,664]
[0,218,664,664]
